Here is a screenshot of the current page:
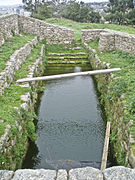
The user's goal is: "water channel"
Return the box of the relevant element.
[22,65,106,170]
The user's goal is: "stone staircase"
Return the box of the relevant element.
[45,44,90,75]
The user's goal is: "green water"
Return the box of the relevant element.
[22,65,106,170]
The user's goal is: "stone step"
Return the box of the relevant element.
[47,57,88,60]
[68,47,82,50]
[47,61,90,64]
[48,52,87,56]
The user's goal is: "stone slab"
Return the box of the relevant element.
[57,170,67,180]
[0,170,14,180]
[103,166,135,180]
[69,167,103,180]
[12,169,56,180]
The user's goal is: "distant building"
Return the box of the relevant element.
[0,5,31,17]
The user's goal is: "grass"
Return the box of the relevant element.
[87,40,99,51]
[46,44,87,54]
[0,42,43,137]
[45,18,135,42]
[0,33,35,72]
[0,41,45,169]
[88,40,135,141]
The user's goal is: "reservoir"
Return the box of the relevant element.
[22,66,105,170]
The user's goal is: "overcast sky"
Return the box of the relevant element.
[0,0,108,6]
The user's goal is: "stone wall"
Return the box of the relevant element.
[0,44,45,170]
[1,166,135,180]
[0,14,19,46]
[18,15,75,44]
[98,32,115,52]
[82,29,106,43]
[0,14,75,46]
[0,37,38,96]
[82,29,135,55]
[83,42,135,168]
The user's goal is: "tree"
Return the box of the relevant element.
[22,0,101,23]
[62,0,101,23]
[22,0,40,13]
[105,0,134,25]
[126,9,135,25]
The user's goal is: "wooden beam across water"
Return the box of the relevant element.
[101,121,111,171]
[16,68,121,83]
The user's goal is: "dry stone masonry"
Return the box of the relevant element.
[0,44,45,170]
[0,36,38,96]
[82,29,135,55]
[18,16,75,44]
[0,14,74,46]
[82,29,105,43]
[0,14,19,46]
[1,166,135,180]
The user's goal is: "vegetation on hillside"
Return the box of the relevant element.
[22,0,135,25]
[22,0,101,23]
[105,0,135,25]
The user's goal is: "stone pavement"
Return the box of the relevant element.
[1,166,135,180]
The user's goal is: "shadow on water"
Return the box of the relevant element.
[22,64,115,170]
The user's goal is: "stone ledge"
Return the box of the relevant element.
[1,166,135,180]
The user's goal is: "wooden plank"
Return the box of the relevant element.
[101,122,111,171]
[16,68,121,83]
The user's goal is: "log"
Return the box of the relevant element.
[16,68,121,83]
[101,122,111,171]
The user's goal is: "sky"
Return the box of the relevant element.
[0,0,108,6]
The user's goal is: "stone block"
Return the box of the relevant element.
[103,166,135,180]
[0,170,14,180]
[12,169,56,180]
[69,167,103,180]
[57,170,67,180]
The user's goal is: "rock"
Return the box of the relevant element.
[103,166,135,180]
[69,167,103,180]
[0,170,14,180]
[21,103,28,111]
[57,170,67,180]
[20,93,30,102]
[12,169,56,180]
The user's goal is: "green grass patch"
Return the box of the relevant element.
[87,40,99,51]
[0,34,35,73]
[0,41,45,169]
[15,43,42,80]
[0,42,42,137]
[88,40,135,140]
[87,40,135,165]
[46,44,87,54]
[45,18,135,42]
